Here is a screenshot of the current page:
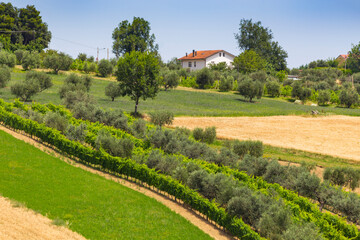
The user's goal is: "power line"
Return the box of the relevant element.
[52,36,98,50]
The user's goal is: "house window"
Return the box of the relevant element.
[188,62,192,67]
[194,61,196,67]
[223,53,225,57]
[219,53,221,57]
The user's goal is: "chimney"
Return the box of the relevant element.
[192,50,195,57]
[186,53,187,57]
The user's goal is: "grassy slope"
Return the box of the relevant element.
[0,130,212,240]
[1,70,360,116]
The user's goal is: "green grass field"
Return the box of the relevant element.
[0,130,212,240]
[1,69,360,116]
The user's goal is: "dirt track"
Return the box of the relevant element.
[172,115,360,161]
[0,196,86,240]
[0,125,233,240]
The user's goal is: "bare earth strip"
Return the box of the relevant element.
[0,125,233,240]
[0,196,86,240]
[172,115,360,162]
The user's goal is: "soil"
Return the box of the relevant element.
[172,115,360,162]
[0,125,234,240]
[0,196,86,240]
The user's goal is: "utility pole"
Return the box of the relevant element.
[96,47,99,63]
[107,48,109,60]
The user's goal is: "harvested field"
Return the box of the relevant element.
[0,196,86,240]
[172,115,360,161]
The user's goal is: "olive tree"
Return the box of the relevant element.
[339,89,359,108]
[115,51,160,114]
[237,76,263,102]
[98,59,113,77]
[43,52,73,74]
[0,65,11,88]
[105,82,122,101]
[149,111,174,128]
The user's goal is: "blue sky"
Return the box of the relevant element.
[8,0,360,68]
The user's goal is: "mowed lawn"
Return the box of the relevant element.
[0,130,212,240]
[1,70,360,116]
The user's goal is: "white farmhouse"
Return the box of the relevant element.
[178,50,235,71]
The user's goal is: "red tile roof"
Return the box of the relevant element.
[179,50,223,60]
[339,54,349,59]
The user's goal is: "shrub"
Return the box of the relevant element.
[237,77,263,102]
[10,79,40,101]
[65,123,88,142]
[25,71,52,92]
[98,59,113,77]
[105,82,122,101]
[265,80,280,97]
[131,118,147,138]
[195,68,214,89]
[95,129,133,158]
[0,50,16,67]
[21,51,40,70]
[179,76,197,88]
[43,111,68,133]
[339,89,359,108]
[317,90,331,105]
[14,49,26,64]
[192,127,216,144]
[0,65,11,88]
[219,75,234,92]
[59,73,92,98]
[43,52,73,74]
[232,140,263,158]
[162,71,179,90]
[237,155,269,177]
[149,111,174,128]
[89,62,97,73]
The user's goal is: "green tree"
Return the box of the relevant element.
[0,50,16,67]
[0,65,11,88]
[115,51,160,114]
[0,3,51,51]
[195,67,214,89]
[162,70,179,90]
[43,52,73,74]
[233,50,266,73]
[149,111,174,128]
[77,53,87,61]
[10,78,40,101]
[347,42,360,73]
[265,80,280,97]
[235,18,287,71]
[112,17,158,57]
[317,90,331,106]
[25,71,52,92]
[105,82,122,101]
[238,76,263,102]
[339,89,359,108]
[21,51,40,70]
[97,59,113,77]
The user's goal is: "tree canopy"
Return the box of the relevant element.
[235,19,287,71]
[0,3,51,51]
[233,50,266,73]
[115,51,160,114]
[112,17,158,57]
[347,42,360,73]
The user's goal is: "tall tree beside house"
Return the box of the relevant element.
[112,17,159,57]
[347,42,360,73]
[233,50,266,73]
[235,19,288,71]
[0,3,51,51]
[115,51,160,114]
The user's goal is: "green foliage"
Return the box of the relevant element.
[0,50,16,67]
[97,59,113,77]
[162,70,179,90]
[95,129,134,158]
[339,89,359,108]
[280,85,292,97]
[21,51,40,70]
[43,111,68,133]
[195,68,214,89]
[232,140,263,158]
[276,70,287,82]
[25,71,52,92]
[265,80,280,97]
[115,51,160,114]
[317,90,331,105]
[43,52,73,74]
[235,18,288,71]
[88,62,97,73]
[105,82,122,101]
[282,222,324,240]
[14,49,25,64]
[233,50,266,73]
[10,78,39,101]
[65,123,87,142]
[238,76,263,102]
[179,76,197,88]
[77,53,87,61]
[219,75,234,92]
[112,17,158,57]
[59,73,92,98]
[0,65,11,88]
[209,62,229,72]
[324,167,360,190]
[347,42,360,73]
[149,111,174,128]
[0,3,51,51]
[192,127,216,144]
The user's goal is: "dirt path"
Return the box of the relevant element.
[0,125,233,240]
[172,115,360,162]
[0,196,86,240]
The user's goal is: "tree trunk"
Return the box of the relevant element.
[134,98,139,114]
[112,97,114,101]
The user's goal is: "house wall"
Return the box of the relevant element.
[205,51,234,68]
[181,59,206,71]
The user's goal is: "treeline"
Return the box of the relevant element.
[2,99,360,239]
